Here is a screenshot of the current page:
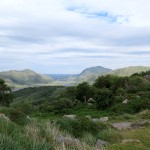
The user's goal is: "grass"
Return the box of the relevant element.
[0,107,150,150]
[106,125,150,150]
[97,128,122,143]
[56,117,111,138]
[0,118,54,150]
[0,117,97,150]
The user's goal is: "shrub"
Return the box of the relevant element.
[94,88,113,110]
[8,109,29,125]
[97,128,122,143]
[57,117,110,138]
[53,98,79,114]
[11,101,33,115]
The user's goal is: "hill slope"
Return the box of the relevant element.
[109,66,150,76]
[59,66,112,85]
[0,69,54,88]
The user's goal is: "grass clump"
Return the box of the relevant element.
[97,128,122,143]
[56,117,110,138]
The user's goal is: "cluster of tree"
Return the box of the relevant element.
[0,79,13,107]
[64,74,150,112]
[3,71,149,115]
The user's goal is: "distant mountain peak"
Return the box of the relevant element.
[80,66,111,76]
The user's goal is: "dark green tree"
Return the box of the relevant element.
[0,79,13,107]
[94,88,113,110]
[76,82,93,103]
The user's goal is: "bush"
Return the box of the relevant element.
[94,88,113,110]
[53,98,79,114]
[8,109,29,125]
[57,117,110,138]
[97,128,122,143]
[11,101,33,115]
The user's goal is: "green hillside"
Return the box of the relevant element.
[13,86,65,105]
[109,66,150,77]
[0,69,54,88]
[60,66,112,85]
[0,66,150,88]
[0,70,150,150]
[60,66,150,85]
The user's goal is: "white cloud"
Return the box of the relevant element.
[0,0,150,73]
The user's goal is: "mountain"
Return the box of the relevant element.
[0,69,54,88]
[55,66,150,85]
[76,66,112,83]
[1,66,150,88]
[109,66,150,77]
[55,66,112,85]
[79,66,111,76]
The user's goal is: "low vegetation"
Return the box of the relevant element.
[0,70,150,149]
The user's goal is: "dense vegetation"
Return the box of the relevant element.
[0,70,150,150]
[12,71,150,116]
[0,79,13,107]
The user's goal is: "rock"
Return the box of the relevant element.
[26,115,32,120]
[85,115,91,120]
[122,99,128,104]
[96,139,108,148]
[111,120,150,131]
[122,139,141,144]
[56,135,80,146]
[92,118,99,122]
[87,98,95,103]
[0,113,10,121]
[99,117,108,122]
[63,115,76,120]
[92,117,108,122]
[139,109,149,115]
[131,120,150,128]
[111,122,132,131]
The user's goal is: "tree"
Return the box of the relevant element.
[115,87,126,96]
[94,88,113,110]
[76,82,93,103]
[93,75,118,89]
[0,79,13,107]
[65,86,77,99]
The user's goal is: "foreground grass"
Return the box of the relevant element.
[0,117,97,150]
[0,108,150,150]
[106,126,150,150]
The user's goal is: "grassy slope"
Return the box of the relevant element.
[13,86,65,104]
[0,109,150,150]
[0,69,54,88]
[109,66,150,77]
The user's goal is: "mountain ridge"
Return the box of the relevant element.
[0,65,150,88]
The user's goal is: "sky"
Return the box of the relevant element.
[0,0,150,74]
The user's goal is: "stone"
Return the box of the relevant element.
[85,115,91,120]
[96,139,108,148]
[99,117,108,122]
[92,118,99,122]
[131,120,150,128]
[122,139,141,144]
[87,98,95,103]
[63,115,76,120]
[0,113,10,121]
[111,120,150,131]
[111,122,132,131]
[122,99,128,104]
[92,117,108,122]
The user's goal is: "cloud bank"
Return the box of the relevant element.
[0,0,150,73]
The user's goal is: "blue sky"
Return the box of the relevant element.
[0,0,150,73]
